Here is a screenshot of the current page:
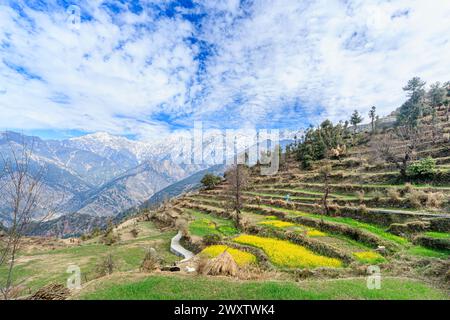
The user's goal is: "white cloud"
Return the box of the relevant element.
[191,0,450,126]
[0,1,197,137]
[0,0,449,138]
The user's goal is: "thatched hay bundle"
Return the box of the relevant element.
[28,283,70,300]
[205,250,238,277]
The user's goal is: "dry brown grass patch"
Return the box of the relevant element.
[387,188,401,201]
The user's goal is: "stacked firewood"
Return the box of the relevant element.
[28,284,70,300]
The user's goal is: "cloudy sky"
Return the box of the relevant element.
[0,0,449,141]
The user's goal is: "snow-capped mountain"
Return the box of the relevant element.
[66,132,149,162]
[0,131,195,223]
[0,129,294,234]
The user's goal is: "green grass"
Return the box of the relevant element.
[189,219,222,237]
[186,209,238,237]
[424,232,450,240]
[406,246,450,259]
[78,274,448,300]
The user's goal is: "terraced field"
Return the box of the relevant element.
[161,116,450,299]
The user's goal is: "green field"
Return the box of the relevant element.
[77,274,448,300]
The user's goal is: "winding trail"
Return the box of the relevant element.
[170,231,194,262]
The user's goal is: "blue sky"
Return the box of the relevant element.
[0,0,449,141]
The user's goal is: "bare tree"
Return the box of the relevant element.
[319,162,332,215]
[225,164,249,227]
[371,126,424,178]
[0,133,54,299]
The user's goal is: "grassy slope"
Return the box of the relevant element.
[424,232,450,239]
[406,246,450,258]
[0,221,179,292]
[78,274,448,300]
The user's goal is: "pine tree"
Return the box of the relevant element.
[350,110,363,133]
[396,77,426,128]
[428,82,445,108]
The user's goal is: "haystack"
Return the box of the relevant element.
[205,250,238,277]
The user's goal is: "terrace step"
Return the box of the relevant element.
[194,189,450,229]
[254,182,450,194]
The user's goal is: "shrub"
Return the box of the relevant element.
[140,248,161,272]
[370,191,384,202]
[425,192,445,209]
[100,221,120,245]
[288,201,296,210]
[403,182,414,194]
[358,204,368,214]
[405,189,427,208]
[406,157,437,179]
[255,196,262,206]
[175,218,189,237]
[237,217,252,232]
[130,228,139,238]
[96,254,116,277]
[355,190,365,203]
[101,231,120,246]
[196,255,210,275]
[387,188,401,201]
[203,234,222,246]
[405,190,445,209]
[201,174,222,189]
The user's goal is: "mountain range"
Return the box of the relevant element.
[0,130,295,236]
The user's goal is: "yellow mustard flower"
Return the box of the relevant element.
[233,234,342,268]
[200,245,257,266]
[306,230,326,237]
[259,220,295,228]
[353,251,386,264]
